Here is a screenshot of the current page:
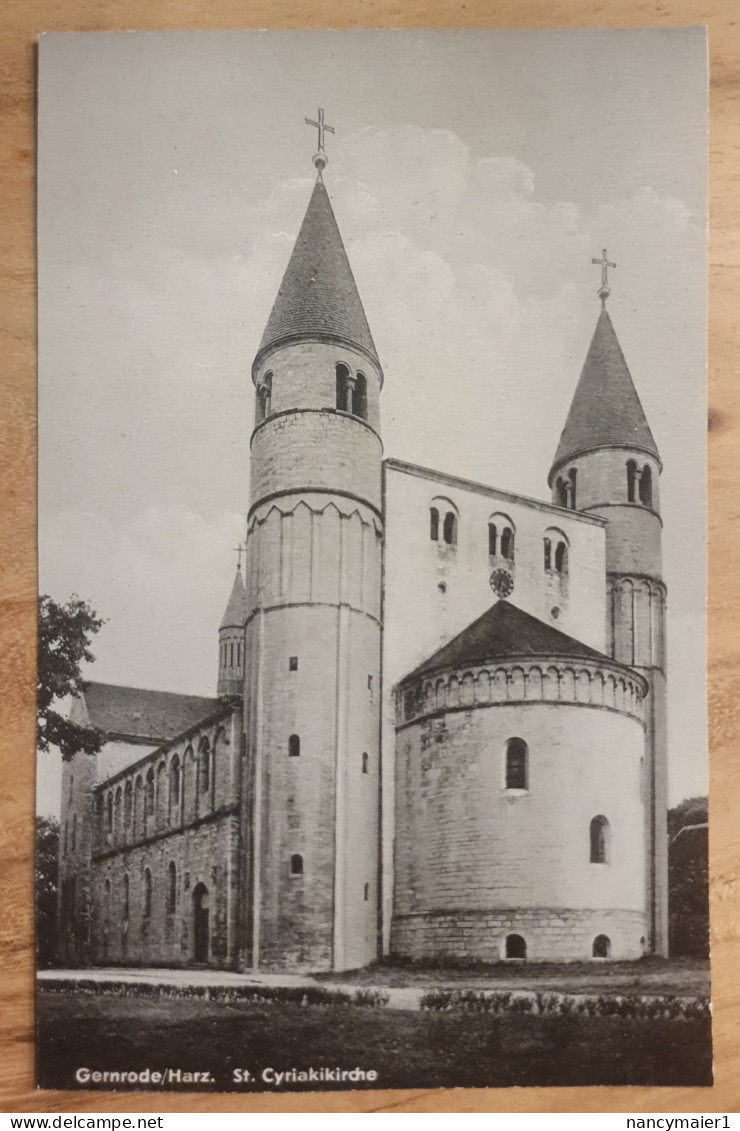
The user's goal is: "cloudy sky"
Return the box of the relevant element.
[37,29,707,812]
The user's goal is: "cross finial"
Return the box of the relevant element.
[592,248,616,305]
[233,543,245,571]
[305,108,334,173]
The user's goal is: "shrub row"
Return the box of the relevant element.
[419,988,710,1020]
[39,978,390,1009]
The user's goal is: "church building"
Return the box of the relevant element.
[57,119,668,972]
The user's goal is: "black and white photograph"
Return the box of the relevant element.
[36,27,710,1093]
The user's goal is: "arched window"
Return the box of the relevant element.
[336,363,350,412]
[568,468,577,509]
[505,933,526,959]
[556,477,568,507]
[167,862,177,915]
[290,853,303,875]
[289,734,300,758]
[364,882,370,901]
[554,541,568,574]
[592,934,611,959]
[122,875,130,921]
[145,768,155,818]
[430,507,439,542]
[639,464,653,507]
[590,815,611,864]
[443,511,457,545]
[71,814,77,852]
[169,755,181,815]
[488,523,497,556]
[114,787,122,838]
[106,792,113,833]
[143,869,152,920]
[543,537,552,571]
[199,737,211,793]
[500,526,514,560]
[124,780,132,829]
[627,459,638,502]
[351,372,368,420]
[256,372,272,422]
[505,738,528,790]
[362,752,369,774]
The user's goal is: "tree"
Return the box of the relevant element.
[35,815,59,968]
[668,796,709,958]
[37,594,106,760]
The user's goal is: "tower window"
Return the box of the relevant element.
[505,737,528,790]
[568,468,577,509]
[256,372,272,423]
[351,372,368,420]
[362,752,369,774]
[430,507,439,542]
[639,464,653,507]
[627,459,638,502]
[590,815,611,864]
[500,526,514,560]
[336,363,350,412]
[289,656,298,671]
[554,541,568,574]
[290,853,303,876]
[556,477,568,507]
[364,882,370,901]
[488,523,497,556]
[505,933,526,959]
[543,537,552,570]
[443,511,457,545]
[592,934,611,959]
[288,734,300,758]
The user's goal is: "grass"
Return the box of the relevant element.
[36,988,712,1093]
[318,956,710,997]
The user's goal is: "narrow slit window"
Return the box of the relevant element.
[430,507,439,542]
[505,737,528,790]
[443,511,457,545]
[289,656,298,671]
[362,752,369,774]
[488,523,497,556]
[289,734,300,758]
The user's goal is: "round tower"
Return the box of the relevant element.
[241,144,383,972]
[549,273,668,955]
[217,562,248,698]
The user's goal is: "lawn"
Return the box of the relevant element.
[37,988,712,1094]
[319,956,710,998]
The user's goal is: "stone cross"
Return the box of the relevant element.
[592,248,616,297]
[305,108,335,153]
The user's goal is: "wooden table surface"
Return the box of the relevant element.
[2,0,738,1114]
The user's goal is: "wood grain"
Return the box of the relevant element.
[2,0,737,1114]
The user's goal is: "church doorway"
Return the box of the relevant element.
[192,883,210,963]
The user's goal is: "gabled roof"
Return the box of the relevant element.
[550,306,659,479]
[401,599,612,684]
[255,176,381,373]
[220,566,249,630]
[80,682,223,744]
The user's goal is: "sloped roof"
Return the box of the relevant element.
[220,566,249,630]
[256,176,381,371]
[401,599,611,684]
[81,682,223,743]
[550,306,659,479]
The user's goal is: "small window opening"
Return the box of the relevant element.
[363,882,370,901]
[505,933,526,959]
[568,468,577,509]
[556,477,568,507]
[143,869,152,920]
[167,861,177,915]
[336,363,350,412]
[501,526,514,560]
[639,464,653,507]
[590,815,610,864]
[362,752,369,774]
[288,734,300,758]
[199,738,211,793]
[145,768,155,817]
[592,934,611,959]
[554,541,568,574]
[351,372,368,420]
[443,511,457,545]
[627,459,638,503]
[430,507,439,542]
[505,737,528,790]
[290,853,303,876]
[488,523,497,556]
[289,656,298,671]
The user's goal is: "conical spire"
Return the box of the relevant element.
[550,305,659,480]
[220,566,248,630]
[254,176,381,375]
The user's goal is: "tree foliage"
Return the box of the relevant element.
[37,594,106,760]
[36,815,60,968]
[668,796,709,958]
